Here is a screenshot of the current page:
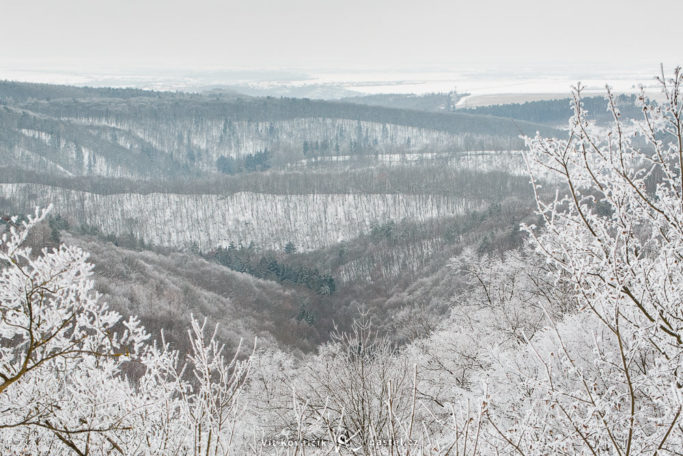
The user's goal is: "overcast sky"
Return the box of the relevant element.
[1,0,680,72]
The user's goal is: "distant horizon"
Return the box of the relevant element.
[0,63,669,104]
[0,59,668,77]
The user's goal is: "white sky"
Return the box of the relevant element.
[1,0,680,72]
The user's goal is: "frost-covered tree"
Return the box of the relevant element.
[0,207,154,453]
[0,208,252,455]
[490,66,683,455]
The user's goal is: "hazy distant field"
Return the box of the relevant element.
[0,65,660,100]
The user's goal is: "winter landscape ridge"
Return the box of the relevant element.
[1,62,682,455]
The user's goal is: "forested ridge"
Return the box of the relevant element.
[0,80,557,179]
[459,93,643,124]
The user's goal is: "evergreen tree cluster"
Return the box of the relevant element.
[211,243,336,295]
[216,149,272,174]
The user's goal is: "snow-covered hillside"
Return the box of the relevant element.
[0,82,559,179]
[1,183,486,251]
